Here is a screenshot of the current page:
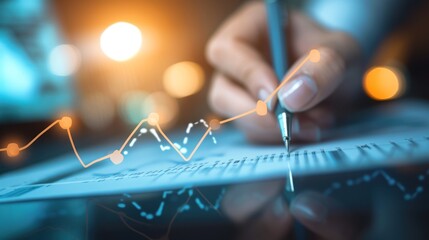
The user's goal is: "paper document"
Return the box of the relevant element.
[0,101,428,203]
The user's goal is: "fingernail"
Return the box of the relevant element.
[258,88,275,111]
[291,194,327,223]
[258,88,270,101]
[278,75,318,111]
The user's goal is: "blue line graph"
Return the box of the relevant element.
[117,187,225,221]
[323,169,428,201]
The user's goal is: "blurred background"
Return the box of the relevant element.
[0,0,428,171]
[0,0,247,171]
[1,1,429,239]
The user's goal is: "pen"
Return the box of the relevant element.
[266,1,308,239]
[265,0,292,153]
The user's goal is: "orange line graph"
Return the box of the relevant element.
[20,120,60,151]
[119,119,149,152]
[264,54,311,103]
[67,128,111,168]
[0,50,320,167]
[219,109,256,124]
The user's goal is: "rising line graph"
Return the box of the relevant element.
[0,50,320,168]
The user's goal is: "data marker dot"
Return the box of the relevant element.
[256,100,268,116]
[6,143,20,157]
[59,116,72,130]
[209,119,221,130]
[148,113,159,126]
[309,49,320,63]
[110,150,124,165]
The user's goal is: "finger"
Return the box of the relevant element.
[209,72,281,143]
[222,179,284,224]
[277,33,360,112]
[292,107,336,142]
[209,72,255,117]
[290,191,363,240]
[206,1,278,100]
[291,114,321,142]
[237,196,292,240]
[304,106,336,128]
[209,73,334,143]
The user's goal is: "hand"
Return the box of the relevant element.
[206,1,361,143]
[222,180,364,240]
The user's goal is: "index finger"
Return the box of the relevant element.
[206,1,278,100]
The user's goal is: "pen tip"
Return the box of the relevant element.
[284,140,289,153]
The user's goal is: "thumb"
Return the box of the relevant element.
[277,33,360,112]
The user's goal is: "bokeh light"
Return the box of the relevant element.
[144,92,179,128]
[120,91,151,125]
[163,61,205,98]
[363,66,405,101]
[100,22,142,61]
[48,44,81,76]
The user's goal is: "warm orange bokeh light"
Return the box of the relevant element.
[144,92,179,128]
[363,66,404,101]
[163,61,205,98]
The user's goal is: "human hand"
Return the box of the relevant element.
[206,1,361,143]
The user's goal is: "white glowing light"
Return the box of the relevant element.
[100,22,142,61]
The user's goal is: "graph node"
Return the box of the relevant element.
[110,150,124,165]
[148,113,160,126]
[59,116,73,130]
[209,119,220,130]
[6,143,20,157]
[256,100,268,116]
[309,49,320,63]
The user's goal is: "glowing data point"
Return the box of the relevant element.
[209,119,221,130]
[148,113,160,126]
[309,49,320,63]
[110,150,124,165]
[256,100,268,116]
[6,143,20,157]
[59,116,73,130]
